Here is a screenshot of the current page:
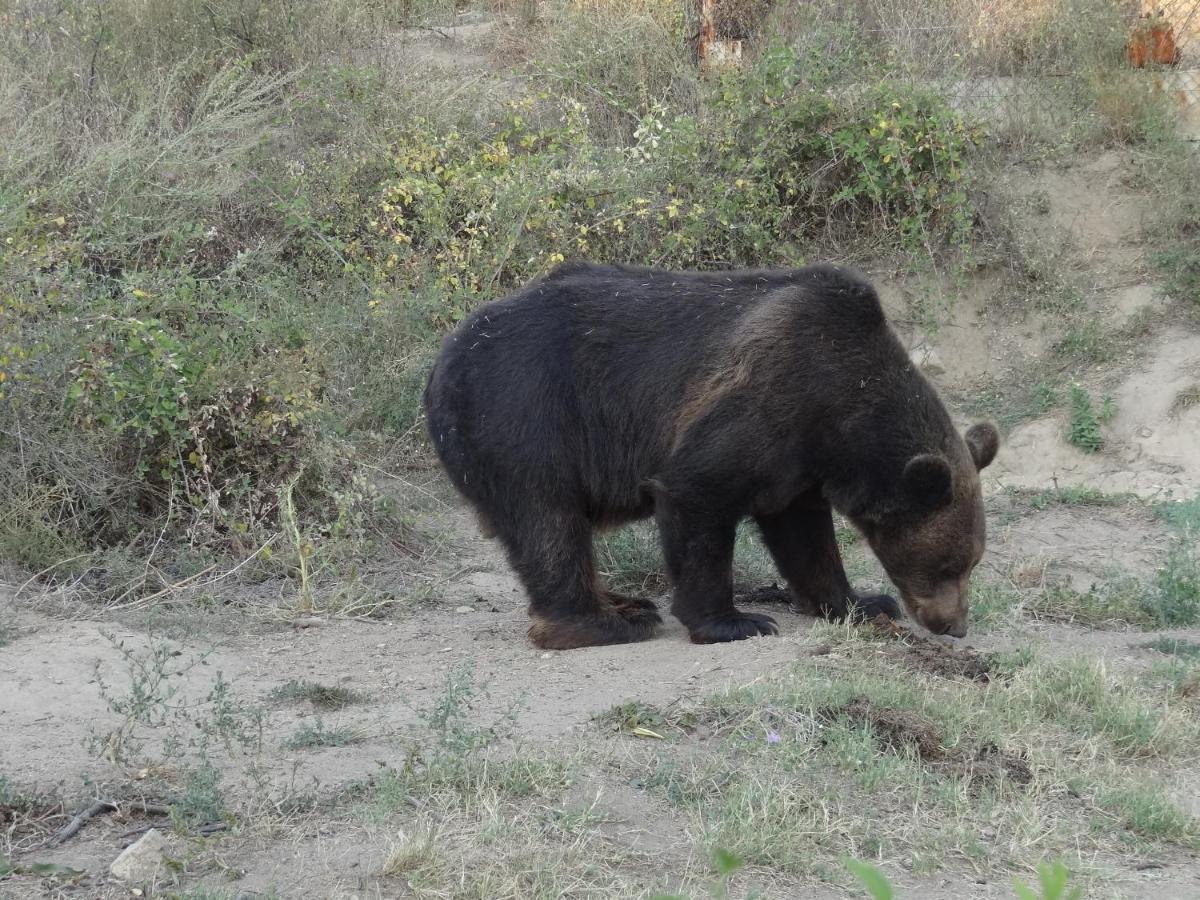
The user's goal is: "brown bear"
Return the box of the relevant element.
[423,262,998,650]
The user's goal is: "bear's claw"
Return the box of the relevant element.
[849,593,902,622]
[687,612,779,644]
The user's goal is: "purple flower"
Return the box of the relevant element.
[767,730,781,744]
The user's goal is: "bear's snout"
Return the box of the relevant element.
[912,607,968,638]
[903,582,969,639]
[911,608,968,638]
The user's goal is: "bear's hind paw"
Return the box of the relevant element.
[528,610,659,650]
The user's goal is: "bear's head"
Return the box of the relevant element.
[861,422,1000,638]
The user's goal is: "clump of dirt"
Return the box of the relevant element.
[839,698,946,759]
[966,742,1034,786]
[890,640,997,683]
[831,698,1033,789]
[865,614,1000,682]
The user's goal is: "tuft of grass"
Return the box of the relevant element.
[1086,68,1175,145]
[1025,579,1142,628]
[594,700,669,735]
[1025,658,1196,759]
[961,378,1058,435]
[968,581,1025,631]
[1169,384,1200,418]
[380,826,441,879]
[1147,543,1200,627]
[1029,559,1200,631]
[702,771,860,877]
[1065,383,1104,452]
[1141,637,1200,660]
[268,679,366,710]
[598,521,777,596]
[173,762,226,828]
[1142,125,1200,308]
[1153,495,1200,535]
[1147,658,1200,699]
[369,661,568,818]
[1054,322,1113,364]
[1091,781,1200,846]
[596,524,667,594]
[283,718,363,751]
[1022,485,1132,510]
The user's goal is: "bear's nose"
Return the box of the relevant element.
[943,620,968,638]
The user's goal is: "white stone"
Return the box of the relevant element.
[110,828,171,883]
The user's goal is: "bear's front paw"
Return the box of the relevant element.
[849,593,901,622]
[687,611,779,644]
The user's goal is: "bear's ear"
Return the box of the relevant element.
[902,454,954,509]
[964,422,1000,471]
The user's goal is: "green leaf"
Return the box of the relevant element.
[845,858,894,900]
[712,847,743,876]
[23,861,86,879]
[1038,860,1083,900]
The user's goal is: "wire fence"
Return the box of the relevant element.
[506,0,1200,137]
[761,0,1200,140]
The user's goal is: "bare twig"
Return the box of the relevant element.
[359,463,449,509]
[14,554,90,598]
[47,800,115,846]
[105,564,217,612]
[410,24,454,40]
[48,798,174,848]
[106,533,278,612]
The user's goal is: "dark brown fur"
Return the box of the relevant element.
[423,261,999,648]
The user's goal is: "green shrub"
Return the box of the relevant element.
[309,48,979,330]
[1066,383,1103,452]
[1145,542,1200,627]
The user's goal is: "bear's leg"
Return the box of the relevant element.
[754,494,900,622]
[656,501,779,643]
[497,505,661,650]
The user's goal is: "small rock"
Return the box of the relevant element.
[111,828,170,883]
[455,605,473,613]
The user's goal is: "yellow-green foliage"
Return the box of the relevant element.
[304,52,979,328]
